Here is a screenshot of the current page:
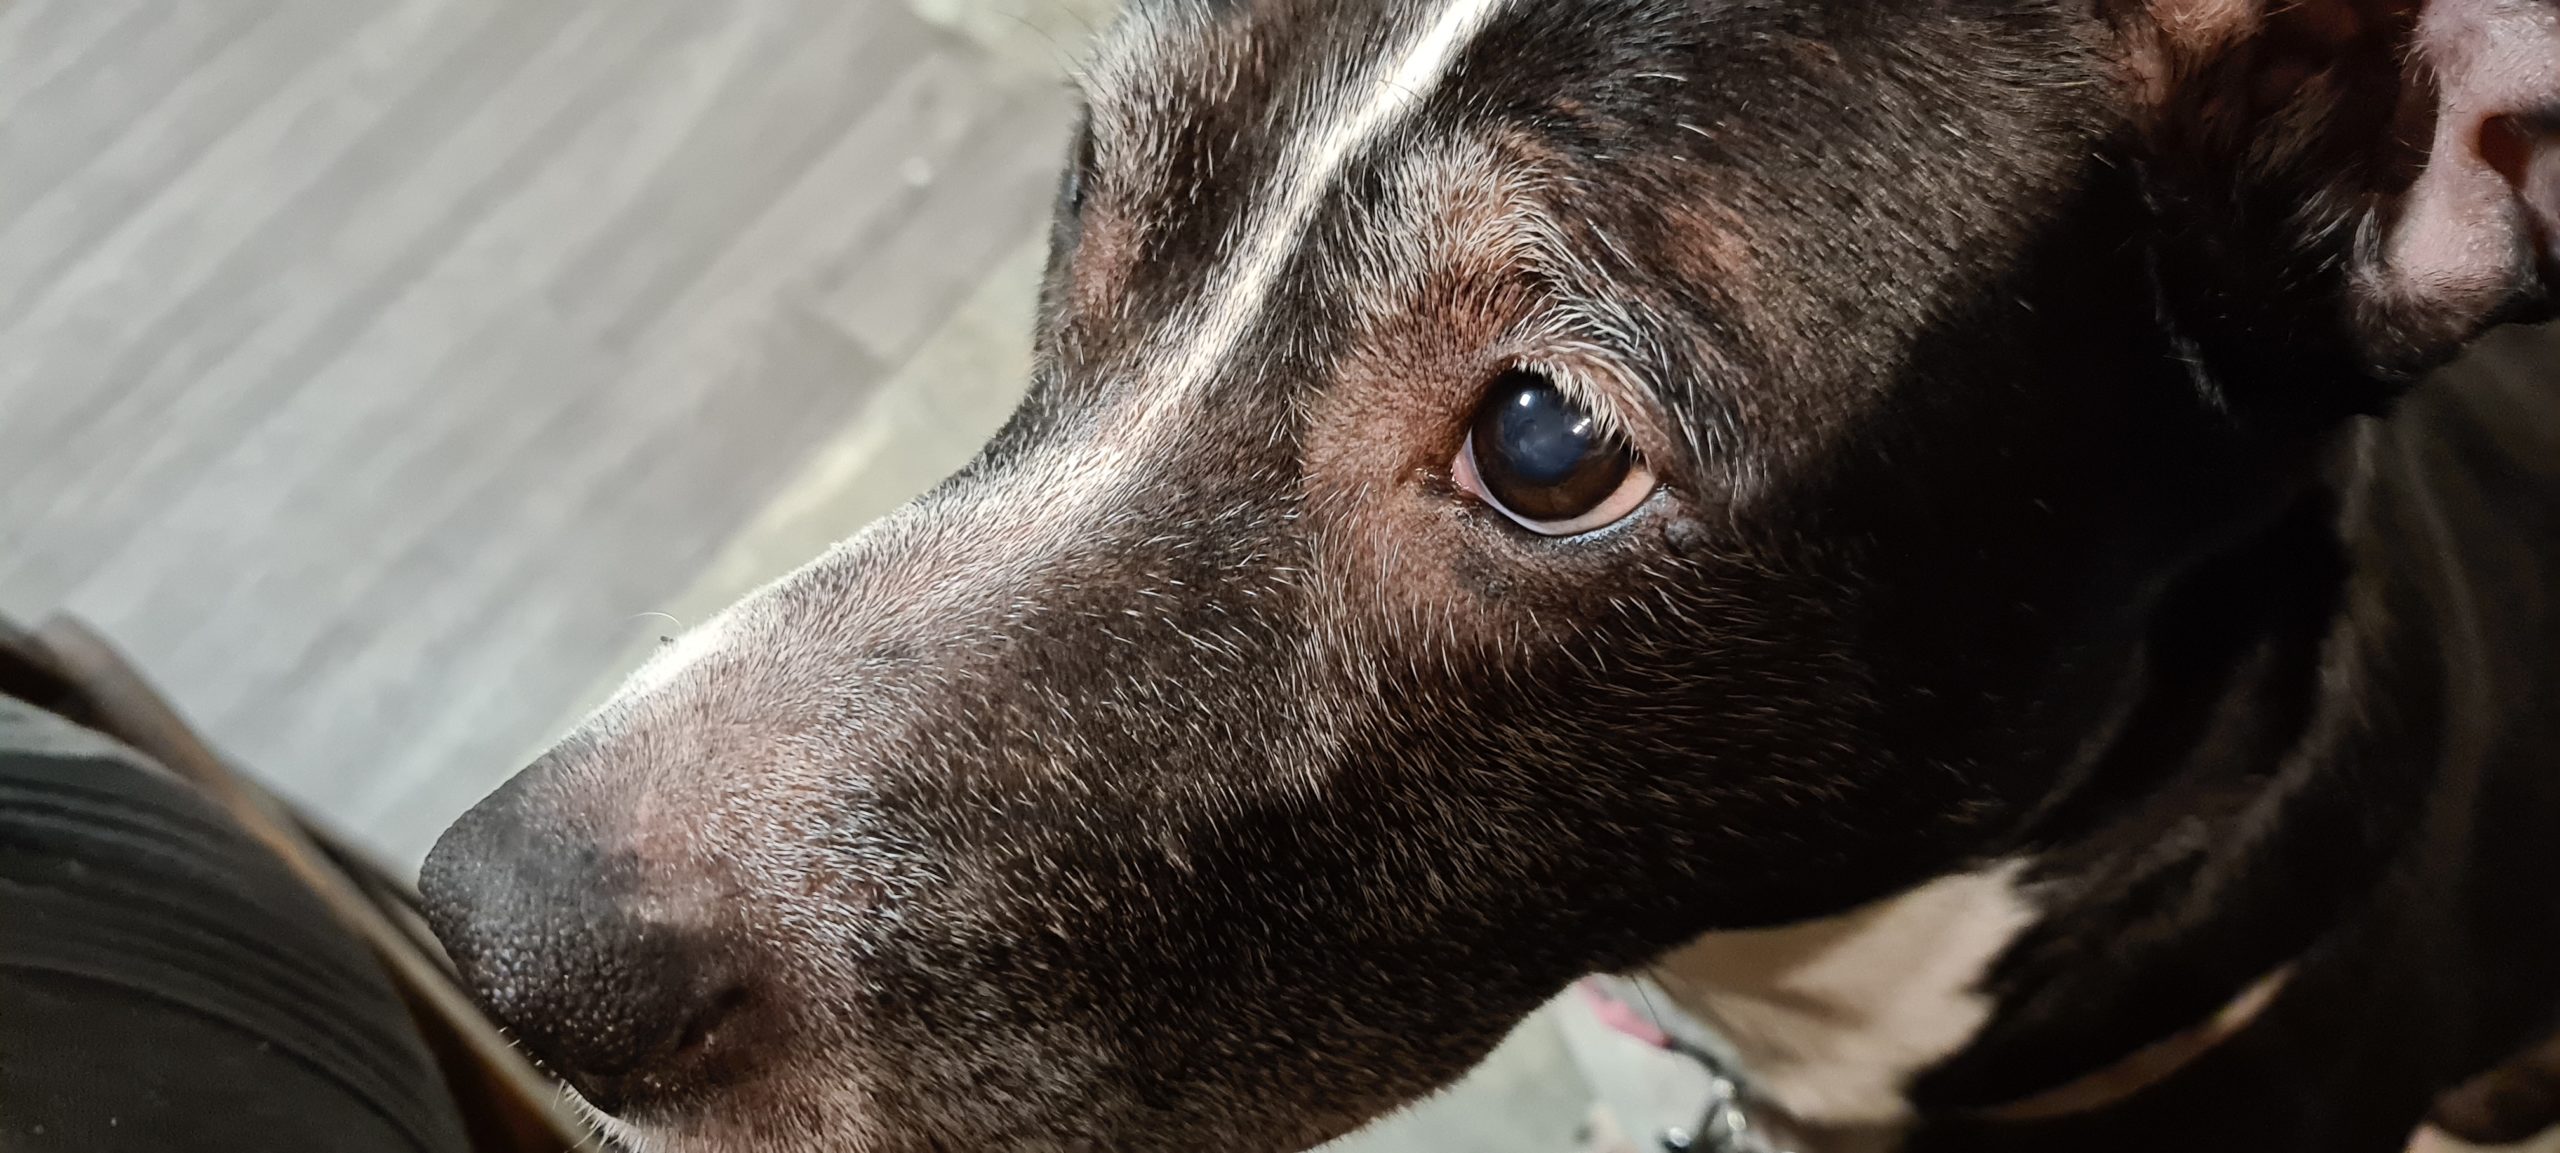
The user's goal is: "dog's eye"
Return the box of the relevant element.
[1060,115,1096,216]
[1455,370,1656,536]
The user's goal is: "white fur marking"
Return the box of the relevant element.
[1649,863,2039,1127]
[998,0,1514,532]
[1136,0,1511,424]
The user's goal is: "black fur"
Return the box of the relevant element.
[421,2,2560,1150]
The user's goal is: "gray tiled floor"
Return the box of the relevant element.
[0,0,1079,867]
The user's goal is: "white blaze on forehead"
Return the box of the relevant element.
[1000,0,1518,529]
[585,0,1524,723]
[1129,0,1515,426]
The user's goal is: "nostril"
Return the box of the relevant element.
[419,783,753,1118]
[552,983,754,1117]
[670,984,751,1062]
[465,927,744,1111]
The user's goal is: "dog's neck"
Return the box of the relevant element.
[1649,863,2042,1129]
[1652,440,2428,1134]
[1648,873,2296,1142]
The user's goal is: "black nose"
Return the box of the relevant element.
[419,774,745,1114]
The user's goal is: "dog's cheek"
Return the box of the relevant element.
[1298,235,1644,662]
[1055,206,1146,346]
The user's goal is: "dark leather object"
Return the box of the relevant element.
[0,616,581,1153]
[0,726,472,1152]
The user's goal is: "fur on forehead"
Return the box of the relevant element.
[1340,134,1685,460]
[1060,0,2117,507]
[1078,0,1377,167]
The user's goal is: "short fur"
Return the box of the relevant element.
[419,2,2560,1150]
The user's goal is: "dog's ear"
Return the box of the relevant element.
[2117,0,2559,379]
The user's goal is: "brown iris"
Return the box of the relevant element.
[1466,370,1636,525]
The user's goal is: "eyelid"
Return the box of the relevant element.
[1066,122,1098,208]
[1454,431,1660,538]
[1510,358,1643,454]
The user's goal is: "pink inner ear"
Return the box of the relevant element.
[2381,0,2560,324]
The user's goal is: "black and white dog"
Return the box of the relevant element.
[419,1,2560,1149]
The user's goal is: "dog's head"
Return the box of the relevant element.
[420,2,2558,1149]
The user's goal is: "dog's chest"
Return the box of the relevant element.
[1648,865,2039,1131]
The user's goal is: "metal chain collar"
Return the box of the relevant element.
[1652,1050,1795,1153]
[1577,976,1798,1153]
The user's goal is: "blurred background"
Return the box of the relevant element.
[0,3,1707,1149]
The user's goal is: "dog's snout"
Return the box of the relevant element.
[420,775,749,1114]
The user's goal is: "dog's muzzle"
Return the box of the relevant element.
[419,768,757,1117]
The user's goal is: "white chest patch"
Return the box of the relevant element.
[1648,862,2040,1128]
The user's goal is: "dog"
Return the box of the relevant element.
[417,0,2560,1149]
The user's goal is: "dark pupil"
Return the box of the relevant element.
[1471,371,1632,523]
